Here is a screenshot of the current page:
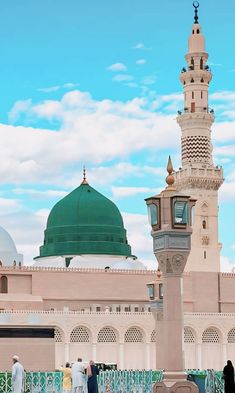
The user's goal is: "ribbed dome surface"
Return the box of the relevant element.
[37,182,132,259]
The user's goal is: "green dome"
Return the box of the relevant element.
[36,181,132,259]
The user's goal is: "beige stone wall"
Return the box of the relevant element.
[0,337,55,371]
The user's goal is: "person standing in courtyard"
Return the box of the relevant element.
[61,362,72,393]
[223,360,235,393]
[72,357,85,393]
[12,355,24,393]
[86,360,99,393]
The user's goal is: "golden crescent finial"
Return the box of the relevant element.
[81,165,88,185]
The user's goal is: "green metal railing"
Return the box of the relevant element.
[0,371,63,393]
[0,369,224,393]
[98,369,163,392]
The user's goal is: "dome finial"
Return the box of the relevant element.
[165,156,175,188]
[81,165,88,185]
[193,1,199,24]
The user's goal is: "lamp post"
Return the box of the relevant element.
[145,157,198,393]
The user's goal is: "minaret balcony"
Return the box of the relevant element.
[180,69,212,84]
[174,166,224,191]
[178,107,214,115]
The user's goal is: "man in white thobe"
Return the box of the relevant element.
[12,355,24,393]
[72,358,85,393]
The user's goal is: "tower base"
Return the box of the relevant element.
[153,372,199,393]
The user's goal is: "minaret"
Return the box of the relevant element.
[174,2,224,272]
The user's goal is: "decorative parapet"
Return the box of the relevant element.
[0,309,153,315]
[174,166,224,190]
[0,265,157,275]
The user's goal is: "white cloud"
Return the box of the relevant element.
[63,82,79,89]
[132,43,152,50]
[125,82,139,88]
[141,75,157,85]
[0,198,22,215]
[107,63,127,72]
[112,186,159,198]
[220,255,235,272]
[13,188,67,199]
[8,99,32,123]
[136,59,146,65]
[219,181,235,202]
[38,86,60,93]
[122,212,153,258]
[112,74,134,82]
[2,89,180,186]
[38,83,79,93]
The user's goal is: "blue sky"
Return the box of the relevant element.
[0,0,234,269]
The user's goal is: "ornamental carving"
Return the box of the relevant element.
[172,254,185,271]
[202,235,209,245]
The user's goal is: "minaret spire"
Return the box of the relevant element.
[193,1,199,24]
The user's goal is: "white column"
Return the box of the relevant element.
[92,343,97,360]
[145,342,151,370]
[222,343,227,368]
[197,342,202,370]
[64,342,70,363]
[119,343,124,369]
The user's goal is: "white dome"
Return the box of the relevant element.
[0,226,17,253]
[0,226,23,266]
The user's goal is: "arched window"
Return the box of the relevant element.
[54,328,63,343]
[202,220,207,229]
[227,328,235,343]
[202,328,220,343]
[0,276,8,293]
[200,58,203,69]
[124,327,144,343]
[151,330,157,342]
[70,326,90,343]
[97,327,117,343]
[184,327,195,343]
[191,78,194,83]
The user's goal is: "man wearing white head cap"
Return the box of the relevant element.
[12,355,24,393]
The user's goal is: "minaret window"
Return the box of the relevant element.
[192,92,194,99]
[202,220,207,229]
[200,58,203,70]
[190,58,194,70]
[204,251,207,259]
[201,78,204,83]
[191,78,194,83]
[201,91,203,99]
[197,29,200,34]
[0,276,8,293]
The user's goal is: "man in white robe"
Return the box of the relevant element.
[72,358,85,393]
[12,355,24,393]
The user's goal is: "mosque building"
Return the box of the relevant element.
[0,3,235,373]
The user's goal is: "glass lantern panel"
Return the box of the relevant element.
[174,201,187,224]
[147,204,158,226]
[147,285,154,299]
[190,205,195,226]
